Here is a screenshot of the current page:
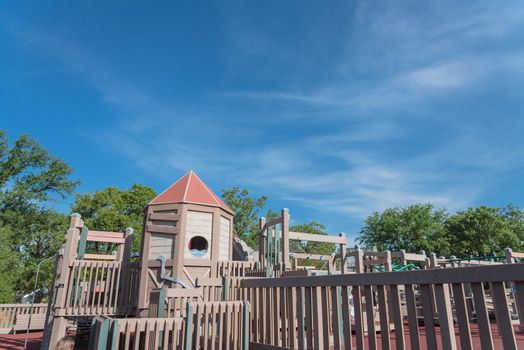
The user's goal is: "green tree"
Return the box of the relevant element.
[358,203,449,255]
[71,184,157,251]
[0,130,77,301]
[445,205,524,257]
[221,187,267,248]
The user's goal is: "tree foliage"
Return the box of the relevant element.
[358,203,524,258]
[445,205,523,257]
[221,187,267,248]
[71,184,157,251]
[0,130,77,302]
[358,204,449,255]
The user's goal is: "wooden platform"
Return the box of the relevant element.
[3,323,524,350]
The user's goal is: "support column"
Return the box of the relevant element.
[45,213,82,350]
[339,233,346,274]
[281,209,290,271]
[259,217,266,268]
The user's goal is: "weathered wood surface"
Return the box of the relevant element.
[0,304,47,333]
[90,300,249,350]
[242,264,524,350]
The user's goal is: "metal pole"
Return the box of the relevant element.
[24,255,54,349]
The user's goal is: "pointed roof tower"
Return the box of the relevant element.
[150,171,233,214]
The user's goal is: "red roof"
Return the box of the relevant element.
[150,171,233,214]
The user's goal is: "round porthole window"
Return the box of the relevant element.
[189,236,208,257]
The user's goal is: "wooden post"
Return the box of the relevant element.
[354,246,364,274]
[47,213,82,349]
[505,248,519,319]
[339,233,346,274]
[184,303,193,350]
[243,300,250,350]
[222,276,230,301]
[281,209,290,271]
[259,217,266,268]
[429,252,438,268]
[77,226,88,260]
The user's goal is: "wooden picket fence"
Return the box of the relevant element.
[62,260,139,316]
[147,277,251,319]
[242,263,524,350]
[90,300,249,350]
[211,261,257,278]
[0,303,47,333]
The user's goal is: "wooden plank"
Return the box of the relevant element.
[330,286,342,350]
[83,254,117,261]
[305,287,313,349]
[514,281,524,332]
[148,212,180,221]
[341,286,352,350]
[405,284,420,350]
[146,224,179,235]
[297,287,305,349]
[490,282,517,350]
[451,283,473,350]
[289,231,347,244]
[364,285,377,350]
[471,282,494,350]
[376,285,391,350]
[434,284,457,350]
[419,284,437,350]
[85,236,125,244]
[352,286,364,350]
[241,263,524,288]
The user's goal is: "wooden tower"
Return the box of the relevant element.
[136,171,234,316]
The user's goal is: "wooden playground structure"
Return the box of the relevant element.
[1,171,524,349]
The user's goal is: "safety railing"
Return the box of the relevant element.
[0,303,47,333]
[242,263,524,350]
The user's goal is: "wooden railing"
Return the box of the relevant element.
[0,303,47,332]
[90,301,250,350]
[211,261,256,278]
[62,260,139,316]
[242,263,524,350]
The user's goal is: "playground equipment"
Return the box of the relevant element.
[257,209,347,276]
[1,171,524,349]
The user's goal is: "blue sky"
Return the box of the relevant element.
[1,1,524,244]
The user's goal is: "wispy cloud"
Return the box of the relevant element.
[3,1,523,235]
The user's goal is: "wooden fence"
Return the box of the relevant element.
[211,261,256,278]
[90,300,249,350]
[0,303,47,333]
[242,263,524,350]
[62,260,139,316]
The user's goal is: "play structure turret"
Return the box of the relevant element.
[136,171,234,316]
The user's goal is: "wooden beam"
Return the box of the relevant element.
[146,224,179,235]
[241,263,524,288]
[83,254,117,261]
[148,212,180,221]
[289,231,347,244]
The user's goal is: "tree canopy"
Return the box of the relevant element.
[0,130,77,302]
[71,184,157,251]
[221,187,267,248]
[358,203,524,257]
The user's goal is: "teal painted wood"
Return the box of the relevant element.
[183,302,193,350]
[243,300,250,350]
[77,226,89,259]
[222,276,230,301]
[109,319,119,350]
[88,317,98,350]
[88,317,109,350]
[156,288,166,317]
